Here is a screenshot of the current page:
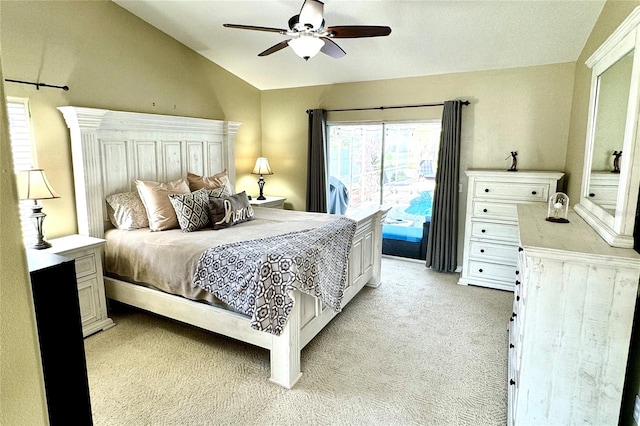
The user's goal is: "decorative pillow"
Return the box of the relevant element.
[105,191,149,230]
[187,170,232,193]
[136,178,190,231]
[209,191,255,230]
[203,187,230,199]
[169,189,210,232]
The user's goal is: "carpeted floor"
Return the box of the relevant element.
[84,256,513,425]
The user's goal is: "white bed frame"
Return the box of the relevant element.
[59,106,388,388]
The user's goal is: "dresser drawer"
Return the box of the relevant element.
[469,240,519,265]
[473,180,550,202]
[473,200,519,221]
[470,221,520,243]
[587,186,618,204]
[467,259,518,282]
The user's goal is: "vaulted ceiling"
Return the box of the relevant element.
[114,0,606,90]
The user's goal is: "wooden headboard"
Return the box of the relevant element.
[58,106,241,238]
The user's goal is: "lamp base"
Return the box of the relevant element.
[30,203,51,250]
[257,175,266,201]
[32,240,52,250]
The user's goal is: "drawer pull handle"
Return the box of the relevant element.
[515,280,521,285]
[481,229,486,233]
[511,312,517,318]
[483,208,488,213]
[531,191,537,195]
[589,193,596,197]
[516,295,520,301]
[480,249,485,253]
[518,247,523,252]
[515,270,519,275]
[479,268,483,273]
[510,343,514,348]
[510,379,516,386]
[510,316,514,322]
[484,188,490,192]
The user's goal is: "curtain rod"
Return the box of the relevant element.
[307,100,469,114]
[4,78,69,91]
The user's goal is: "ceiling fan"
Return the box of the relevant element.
[223,0,392,61]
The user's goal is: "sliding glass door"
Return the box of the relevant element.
[328,121,441,258]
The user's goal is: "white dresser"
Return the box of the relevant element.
[509,203,640,425]
[458,170,564,291]
[44,234,115,337]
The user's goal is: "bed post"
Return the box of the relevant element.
[269,290,302,388]
[367,208,388,287]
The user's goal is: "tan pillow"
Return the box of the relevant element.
[187,170,232,193]
[136,178,190,231]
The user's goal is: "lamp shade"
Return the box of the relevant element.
[288,35,324,60]
[17,168,60,200]
[252,157,273,176]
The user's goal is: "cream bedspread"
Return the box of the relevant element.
[104,207,337,304]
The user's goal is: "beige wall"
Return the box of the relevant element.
[261,62,576,262]
[1,0,263,240]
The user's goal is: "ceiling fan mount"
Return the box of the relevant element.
[223,0,391,61]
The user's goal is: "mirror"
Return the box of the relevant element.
[575,8,640,248]
[586,50,633,215]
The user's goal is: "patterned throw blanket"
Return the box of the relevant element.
[192,217,358,336]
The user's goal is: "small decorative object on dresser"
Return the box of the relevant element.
[612,150,622,173]
[507,151,518,171]
[458,169,564,291]
[545,192,569,223]
[43,234,114,337]
[249,195,286,209]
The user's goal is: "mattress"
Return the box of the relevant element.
[103,207,337,304]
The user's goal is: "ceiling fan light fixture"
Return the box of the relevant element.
[289,35,324,60]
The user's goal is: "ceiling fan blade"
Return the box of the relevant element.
[326,26,392,38]
[320,38,346,58]
[299,0,324,30]
[258,40,290,57]
[223,23,287,34]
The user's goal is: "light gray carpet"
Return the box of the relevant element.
[84,256,513,425]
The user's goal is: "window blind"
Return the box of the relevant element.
[7,97,37,246]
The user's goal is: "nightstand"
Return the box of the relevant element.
[250,196,286,209]
[43,234,115,337]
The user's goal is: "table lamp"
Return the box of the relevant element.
[252,157,273,200]
[16,168,60,249]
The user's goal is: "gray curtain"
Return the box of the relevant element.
[306,109,328,213]
[426,100,463,272]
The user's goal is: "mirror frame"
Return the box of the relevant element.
[575,7,640,248]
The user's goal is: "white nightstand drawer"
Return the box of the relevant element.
[77,277,99,326]
[473,180,549,202]
[75,252,98,279]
